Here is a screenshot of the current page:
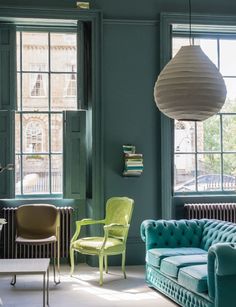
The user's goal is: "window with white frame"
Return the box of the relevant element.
[174,35,236,193]
[16,30,77,196]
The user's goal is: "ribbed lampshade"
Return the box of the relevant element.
[154,45,227,121]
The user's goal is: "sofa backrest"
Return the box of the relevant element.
[140,219,205,250]
[200,219,236,250]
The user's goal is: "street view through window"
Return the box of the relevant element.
[174,37,236,193]
[16,31,77,195]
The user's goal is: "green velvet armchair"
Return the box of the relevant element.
[70,197,134,285]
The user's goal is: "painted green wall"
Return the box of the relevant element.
[1,0,236,264]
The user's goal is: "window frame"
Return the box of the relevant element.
[173,33,236,195]
[160,13,236,219]
[16,27,78,198]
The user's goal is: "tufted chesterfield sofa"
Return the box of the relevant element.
[140,219,236,307]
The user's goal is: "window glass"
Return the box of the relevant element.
[16,30,77,196]
[173,36,236,193]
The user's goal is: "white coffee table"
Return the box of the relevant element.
[0,258,50,307]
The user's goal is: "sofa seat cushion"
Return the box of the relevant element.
[178,264,208,294]
[160,254,208,278]
[146,247,207,268]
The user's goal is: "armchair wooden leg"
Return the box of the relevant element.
[122,251,126,279]
[70,247,75,276]
[104,255,108,274]
[99,255,104,286]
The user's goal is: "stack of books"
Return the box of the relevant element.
[122,145,143,177]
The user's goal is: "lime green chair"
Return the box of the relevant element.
[70,197,134,285]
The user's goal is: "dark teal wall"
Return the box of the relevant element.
[1,0,236,264]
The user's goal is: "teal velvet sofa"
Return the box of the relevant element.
[140,219,236,307]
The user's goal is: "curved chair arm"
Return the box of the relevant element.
[104,223,130,230]
[98,224,130,251]
[70,218,105,244]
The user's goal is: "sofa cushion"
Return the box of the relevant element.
[146,247,207,268]
[178,264,208,294]
[160,254,208,278]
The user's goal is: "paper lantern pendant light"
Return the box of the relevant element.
[154,45,227,121]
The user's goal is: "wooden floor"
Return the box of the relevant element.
[0,264,178,307]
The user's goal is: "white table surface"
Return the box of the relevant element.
[0,258,50,275]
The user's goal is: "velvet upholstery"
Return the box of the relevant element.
[70,197,134,285]
[141,219,236,307]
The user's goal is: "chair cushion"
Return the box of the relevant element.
[178,264,208,294]
[160,254,208,278]
[146,247,207,268]
[16,235,57,243]
[72,237,124,254]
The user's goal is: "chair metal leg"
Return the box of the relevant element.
[99,255,104,286]
[122,251,126,279]
[70,247,75,276]
[104,255,108,274]
[53,242,60,285]
[10,275,16,286]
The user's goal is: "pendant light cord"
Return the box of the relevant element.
[189,0,193,45]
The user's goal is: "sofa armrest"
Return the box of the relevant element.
[209,243,236,276]
[208,243,236,305]
[140,219,203,251]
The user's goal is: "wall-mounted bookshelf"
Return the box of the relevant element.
[122,145,143,177]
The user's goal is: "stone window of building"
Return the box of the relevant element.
[26,122,43,153]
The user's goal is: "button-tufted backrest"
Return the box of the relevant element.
[200,219,236,251]
[140,219,205,250]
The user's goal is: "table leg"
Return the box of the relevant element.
[43,273,45,307]
[10,275,16,286]
[47,267,49,306]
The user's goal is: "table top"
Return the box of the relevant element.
[0,258,50,275]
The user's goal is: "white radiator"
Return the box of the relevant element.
[1,207,74,259]
[185,203,236,223]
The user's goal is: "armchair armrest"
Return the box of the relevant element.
[104,223,129,230]
[76,218,105,226]
[71,218,105,244]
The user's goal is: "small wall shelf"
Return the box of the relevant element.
[122,145,143,177]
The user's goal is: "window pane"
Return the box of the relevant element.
[15,155,21,195]
[22,32,48,71]
[220,39,236,76]
[223,115,236,151]
[223,154,236,190]
[174,154,196,192]
[197,154,221,191]
[51,74,77,111]
[50,33,77,72]
[172,37,189,57]
[220,78,236,113]
[15,113,21,153]
[22,155,49,194]
[22,73,48,111]
[51,155,62,193]
[22,114,49,153]
[51,114,63,152]
[197,115,220,152]
[194,38,218,67]
[174,121,195,152]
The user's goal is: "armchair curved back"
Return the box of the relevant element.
[16,204,59,239]
[105,197,134,239]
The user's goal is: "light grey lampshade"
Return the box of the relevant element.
[154,45,227,121]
